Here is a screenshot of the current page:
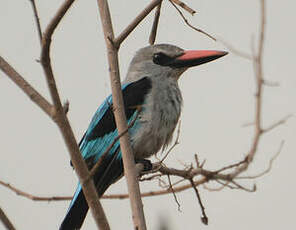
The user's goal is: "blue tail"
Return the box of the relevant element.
[59,151,123,230]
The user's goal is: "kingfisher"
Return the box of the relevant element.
[60,44,227,229]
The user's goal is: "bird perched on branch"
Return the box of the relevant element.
[60,44,227,229]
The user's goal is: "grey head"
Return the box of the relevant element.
[124,44,228,83]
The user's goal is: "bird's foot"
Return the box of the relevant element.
[135,159,153,172]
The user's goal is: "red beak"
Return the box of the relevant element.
[172,50,228,68]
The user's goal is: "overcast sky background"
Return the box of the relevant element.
[1,0,295,229]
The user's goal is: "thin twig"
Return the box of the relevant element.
[262,79,280,87]
[0,205,16,230]
[0,55,54,118]
[114,0,162,48]
[262,115,292,133]
[0,176,223,201]
[29,0,43,45]
[218,39,252,60]
[189,179,208,225]
[214,158,247,174]
[171,0,196,15]
[237,141,284,179]
[167,175,181,211]
[149,1,162,45]
[229,0,266,178]
[0,180,72,201]
[215,180,237,189]
[203,180,231,192]
[230,181,256,192]
[169,0,216,41]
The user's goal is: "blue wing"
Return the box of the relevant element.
[60,77,152,230]
[80,76,152,164]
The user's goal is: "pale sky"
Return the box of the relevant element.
[1,1,295,229]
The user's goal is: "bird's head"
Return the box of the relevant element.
[125,44,228,82]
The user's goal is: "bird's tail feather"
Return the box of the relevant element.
[59,185,88,230]
[60,150,123,230]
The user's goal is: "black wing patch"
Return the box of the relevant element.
[87,77,152,140]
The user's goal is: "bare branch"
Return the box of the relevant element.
[29,0,43,44]
[0,177,218,201]
[0,180,71,201]
[167,175,181,211]
[1,134,282,203]
[246,0,265,163]
[40,0,110,229]
[237,141,284,179]
[228,0,266,178]
[214,158,247,174]
[96,0,147,229]
[169,0,216,41]
[0,205,16,230]
[262,115,293,133]
[171,0,196,15]
[230,181,256,192]
[114,0,162,48]
[149,1,162,45]
[203,180,231,192]
[0,55,54,118]
[189,179,208,225]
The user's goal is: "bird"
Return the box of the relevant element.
[60,44,227,229]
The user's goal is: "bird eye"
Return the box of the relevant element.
[153,52,164,64]
[153,52,171,65]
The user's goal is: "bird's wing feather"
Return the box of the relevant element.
[79,76,152,166]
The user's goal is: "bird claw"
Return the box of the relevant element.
[135,159,153,172]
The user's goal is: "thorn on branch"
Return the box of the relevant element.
[194,154,200,168]
[63,100,70,114]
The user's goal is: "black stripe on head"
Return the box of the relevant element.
[87,77,152,140]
